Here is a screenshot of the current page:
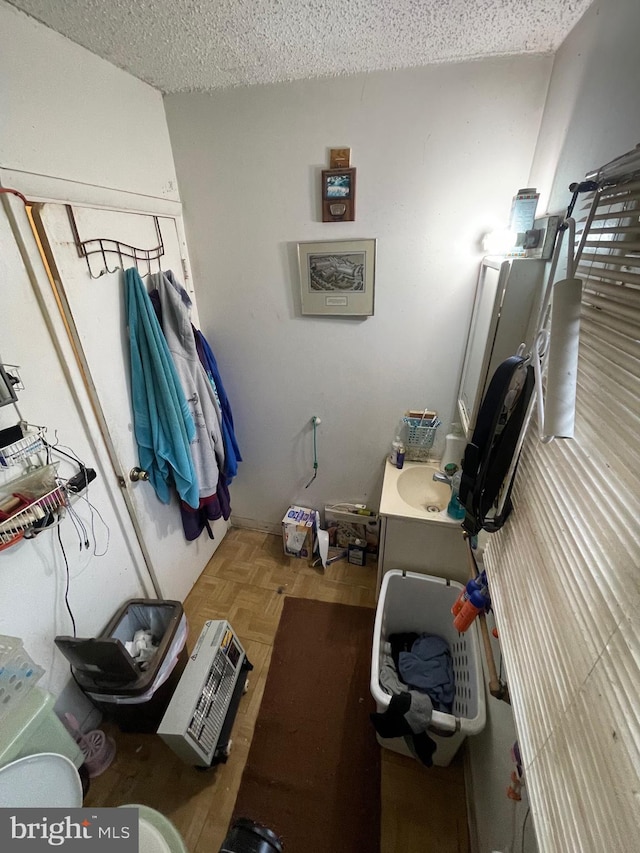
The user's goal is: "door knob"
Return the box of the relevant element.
[129,467,149,482]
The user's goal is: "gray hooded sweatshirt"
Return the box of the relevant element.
[151,270,225,499]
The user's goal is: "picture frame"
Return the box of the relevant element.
[297,238,376,316]
[329,148,351,169]
[321,168,356,221]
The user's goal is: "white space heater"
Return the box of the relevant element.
[158,620,251,767]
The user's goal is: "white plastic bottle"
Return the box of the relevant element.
[389,421,407,465]
[441,422,467,470]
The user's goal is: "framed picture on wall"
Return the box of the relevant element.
[321,168,356,221]
[297,238,376,316]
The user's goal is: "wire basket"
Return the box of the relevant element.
[0,464,67,545]
[0,487,68,545]
[0,431,44,468]
[402,416,441,462]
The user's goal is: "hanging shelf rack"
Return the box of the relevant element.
[0,486,68,545]
[65,205,165,279]
[0,427,45,468]
[0,463,68,546]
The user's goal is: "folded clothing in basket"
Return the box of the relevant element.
[371,651,437,767]
[370,631,456,767]
[379,653,434,731]
[392,632,455,713]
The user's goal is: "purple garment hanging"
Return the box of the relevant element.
[179,475,231,541]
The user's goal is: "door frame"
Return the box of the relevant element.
[31,202,169,597]
[3,184,206,600]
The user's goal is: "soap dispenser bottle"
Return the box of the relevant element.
[390,420,407,466]
[445,462,466,520]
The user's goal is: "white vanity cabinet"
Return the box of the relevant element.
[377,515,469,591]
[457,257,545,437]
[376,459,470,593]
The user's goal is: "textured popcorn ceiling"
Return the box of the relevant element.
[8,0,592,92]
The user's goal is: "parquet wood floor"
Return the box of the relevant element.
[84,527,469,852]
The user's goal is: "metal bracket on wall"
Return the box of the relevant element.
[65,205,165,279]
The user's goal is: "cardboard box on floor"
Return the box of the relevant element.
[282,506,316,559]
[324,507,379,557]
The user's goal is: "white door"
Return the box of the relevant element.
[33,203,227,601]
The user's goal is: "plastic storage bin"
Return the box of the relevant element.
[55,600,188,733]
[371,570,485,766]
[0,635,45,723]
[0,687,84,770]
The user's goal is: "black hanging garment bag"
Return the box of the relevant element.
[459,355,535,536]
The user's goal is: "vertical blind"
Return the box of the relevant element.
[484,150,640,852]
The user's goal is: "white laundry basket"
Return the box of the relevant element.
[370,569,486,766]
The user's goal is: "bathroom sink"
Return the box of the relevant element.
[396,466,451,512]
[379,459,460,523]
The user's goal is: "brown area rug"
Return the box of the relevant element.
[232,597,380,852]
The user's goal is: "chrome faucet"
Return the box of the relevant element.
[433,471,452,486]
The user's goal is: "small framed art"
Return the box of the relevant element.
[329,148,351,169]
[321,168,356,221]
[297,238,376,316]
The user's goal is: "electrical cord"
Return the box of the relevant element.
[78,493,110,557]
[44,437,87,550]
[8,429,107,690]
[55,525,88,695]
[57,524,77,638]
[45,437,109,554]
[521,806,531,853]
[532,329,553,445]
[66,502,90,551]
[43,437,86,468]
[22,507,65,539]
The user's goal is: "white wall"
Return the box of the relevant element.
[467,615,537,853]
[465,6,640,848]
[0,1,181,714]
[502,0,640,849]
[164,56,553,531]
[530,0,640,215]
[0,1,179,208]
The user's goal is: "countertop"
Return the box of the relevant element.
[378,458,462,526]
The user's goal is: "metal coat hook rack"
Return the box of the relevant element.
[65,205,165,279]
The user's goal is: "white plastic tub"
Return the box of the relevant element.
[371,569,486,766]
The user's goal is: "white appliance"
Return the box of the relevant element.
[157,620,251,767]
